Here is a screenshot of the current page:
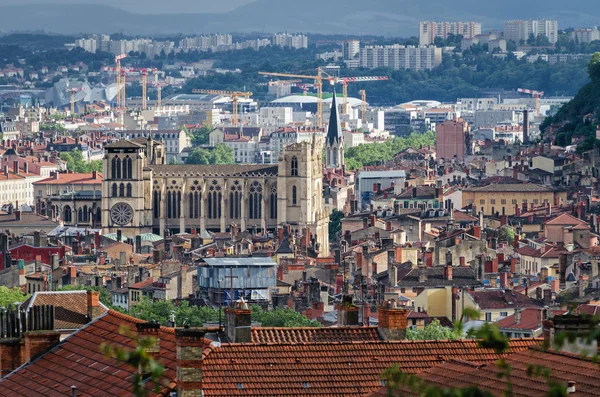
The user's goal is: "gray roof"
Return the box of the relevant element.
[148,164,278,177]
[104,140,144,149]
[202,257,277,267]
[396,266,481,288]
[358,170,407,179]
[462,183,555,193]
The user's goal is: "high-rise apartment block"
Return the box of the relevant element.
[419,21,481,45]
[503,19,558,44]
[343,40,360,59]
[571,27,600,44]
[359,45,442,71]
[272,33,308,49]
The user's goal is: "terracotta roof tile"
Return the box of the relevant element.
[23,290,108,330]
[33,172,103,185]
[0,311,177,397]
[251,326,381,343]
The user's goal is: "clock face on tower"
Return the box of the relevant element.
[110,202,134,225]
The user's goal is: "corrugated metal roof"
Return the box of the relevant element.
[203,257,277,267]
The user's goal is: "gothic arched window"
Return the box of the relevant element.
[208,180,221,219]
[112,183,117,197]
[292,185,297,205]
[63,206,72,223]
[291,156,298,176]
[167,191,172,218]
[249,181,262,219]
[126,183,132,197]
[153,190,160,218]
[229,181,241,219]
[82,205,88,222]
[119,183,125,197]
[270,186,277,219]
[111,157,117,179]
[125,156,133,179]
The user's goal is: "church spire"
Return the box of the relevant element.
[326,91,342,146]
[325,91,345,169]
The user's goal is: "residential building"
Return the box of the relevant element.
[419,21,482,45]
[504,19,558,44]
[571,27,600,44]
[436,119,471,160]
[272,33,308,49]
[461,183,568,216]
[343,40,360,59]
[122,130,190,164]
[33,171,103,227]
[0,118,20,143]
[356,170,406,209]
[359,45,442,71]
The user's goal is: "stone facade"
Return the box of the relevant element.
[102,136,329,255]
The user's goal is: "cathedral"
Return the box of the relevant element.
[101,133,330,256]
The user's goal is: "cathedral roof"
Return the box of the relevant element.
[326,91,343,146]
[148,164,279,177]
[104,139,144,149]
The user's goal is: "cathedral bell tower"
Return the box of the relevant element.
[101,140,153,238]
[325,91,345,170]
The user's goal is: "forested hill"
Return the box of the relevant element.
[541,53,600,151]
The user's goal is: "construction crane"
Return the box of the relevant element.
[114,54,127,109]
[259,68,328,128]
[120,69,127,110]
[192,89,252,127]
[358,90,367,122]
[327,76,388,105]
[517,88,544,117]
[67,87,83,115]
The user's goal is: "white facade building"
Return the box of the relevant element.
[272,33,308,49]
[359,45,442,70]
[504,20,558,44]
[419,21,481,45]
[572,28,600,44]
[343,40,360,59]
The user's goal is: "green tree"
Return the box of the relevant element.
[406,319,463,340]
[184,144,234,165]
[588,52,600,81]
[0,286,28,308]
[189,125,212,146]
[60,149,102,173]
[250,305,321,327]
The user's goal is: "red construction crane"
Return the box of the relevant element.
[328,76,389,105]
[517,88,544,117]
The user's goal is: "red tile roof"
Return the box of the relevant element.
[33,172,103,185]
[496,308,543,331]
[0,310,177,397]
[251,326,381,343]
[21,290,108,330]
[198,339,540,396]
[375,347,600,396]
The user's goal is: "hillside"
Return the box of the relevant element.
[542,53,600,150]
[1,1,600,35]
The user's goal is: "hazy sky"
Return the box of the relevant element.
[0,0,255,13]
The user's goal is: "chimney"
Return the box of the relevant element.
[514,308,522,324]
[370,214,376,227]
[92,170,97,179]
[119,251,127,267]
[567,381,576,394]
[14,210,20,221]
[377,300,409,340]
[459,256,466,267]
[225,300,251,343]
[135,235,142,254]
[418,266,427,282]
[87,290,101,320]
[515,205,521,217]
[13,160,18,175]
[33,231,40,247]
[23,162,28,174]
[24,330,61,363]
[175,328,212,396]
[412,187,417,198]
[499,272,508,289]
[116,229,122,242]
[136,321,161,354]
[472,225,481,239]
[94,231,100,249]
[337,295,360,326]
[444,265,453,280]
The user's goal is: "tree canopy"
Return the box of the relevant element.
[60,149,102,173]
[0,286,29,308]
[406,319,463,341]
[589,52,600,82]
[345,131,435,170]
[184,143,234,165]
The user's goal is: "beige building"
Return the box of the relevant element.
[101,136,330,256]
[461,184,567,216]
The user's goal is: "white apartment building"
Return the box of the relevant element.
[123,129,190,164]
[272,33,308,49]
[419,21,481,45]
[572,28,600,44]
[504,19,558,44]
[343,40,360,59]
[359,45,442,70]
[259,107,294,127]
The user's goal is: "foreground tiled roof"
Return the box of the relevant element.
[469,290,544,310]
[377,347,600,397]
[462,183,555,193]
[0,311,177,397]
[22,290,108,330]
[199,339,540,396]
[251,326,381,343]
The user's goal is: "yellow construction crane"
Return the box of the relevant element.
[259,68,327,128]
[358,90,367,122]
[192,89,252,127]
